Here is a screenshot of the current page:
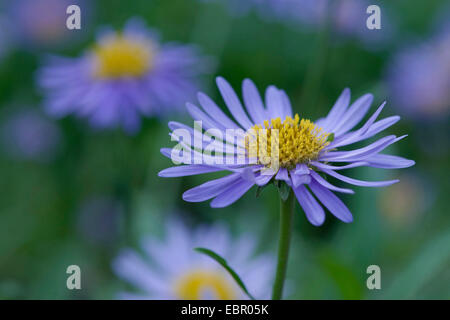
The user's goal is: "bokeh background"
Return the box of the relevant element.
[0,0,449,299]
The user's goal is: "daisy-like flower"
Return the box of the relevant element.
[113,221,274,299]
[159,77,414,226]
[38,18,210,133]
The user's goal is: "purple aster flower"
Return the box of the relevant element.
[158,77,414,226]
[113,220,274,299]
[387,25,450,119]
[37,18,211,133]
[1,108,62,162]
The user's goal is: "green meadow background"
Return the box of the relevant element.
[0,0,448,299]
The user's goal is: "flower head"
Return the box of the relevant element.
[112,220,274,299]
[159,77,414,226]
[38,18,210,133]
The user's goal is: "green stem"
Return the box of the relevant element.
[271,190,295,300]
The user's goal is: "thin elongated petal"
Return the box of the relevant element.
[279,90,293,118]
[242,79,267,125]
[309,171,354,194]
[295,163,309,175]
[311,161,369,170]
[321,168,399,187]
[158,165,223,177]
[210,178,255,208]
[265,86,285,119]
[197,92,240,129]
[320,135,399,162]
[366,154,415,169]
[216,77,253,128]
[326,102,386,149]
[321,88,351,131]
[293,185,325,226]
[186,102,225,130]
[333,93,373,136]
[275,168,290,183]
[309,181,353,223]
[361,116,401,140]
[255,172,274,186]
[290,171,311,188]
[182,173,241,202]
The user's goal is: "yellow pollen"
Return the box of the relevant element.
[246,114,330,170]
[91,34,155,79]
[174,269,237,300]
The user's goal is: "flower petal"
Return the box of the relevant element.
[320,135,403,162]
[265,86,285,119]
[320,88,351,131]
[242,79,267,125]
[293,185,325,226]
[216,77,253,128]
[158,165,223,177]
[326,102,386,149]
[279,90,293,118]
[291,171,311,188]
[197,92,240,129]
[182,173,242,202]
[333,93,373,136]
[275,167,290,183]
[309,171,355,194]
[321,168,399,187]
[210,178,255,208]
[309,180,353,223]
[112,249,168,294]
[295,163,309,175]
[365,154,415,169]
[311,161,369,171]
[186,102,225,130]
[255,172,275,186]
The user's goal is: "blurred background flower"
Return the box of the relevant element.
[387,21,450,119]
[113,220,274,299]
[37,18,212,133]
[3,0,90,50]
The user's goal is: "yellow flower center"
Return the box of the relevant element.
[246,114,330,170]
[91,34,155,79]
[174,269,237,300]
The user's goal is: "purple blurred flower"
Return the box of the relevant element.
[1,109,62,162]
[113,220,274,299]
[38,18,211,133]
[159,77,414,226]
[387,28,450,119]
[5,0,88,49]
